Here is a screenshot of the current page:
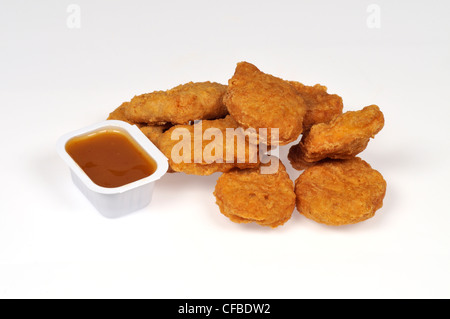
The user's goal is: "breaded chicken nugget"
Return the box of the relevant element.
[107,102,144,128]
[289,82,343,130]
[214,159,296,228]
[288,105,384,170]
[295,158,386,226]
[157,116,260,175]
[223,62,306,145]
[124,82,228,125]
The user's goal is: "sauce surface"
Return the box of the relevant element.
[66,129,157,188]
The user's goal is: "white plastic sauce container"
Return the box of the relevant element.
[57,120,169,218]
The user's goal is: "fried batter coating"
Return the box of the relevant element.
[107,102,144,128]
[287,145,320,171]
[214,159,296,228]
[157,116,260,175]
[124,82,228,125]
[139,124,172,147]
[289,82,343,130]
[288,105,384,170]
[295,158,386,226]
[223,62,306,145]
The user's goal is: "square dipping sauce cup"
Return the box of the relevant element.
[57,120,169,218]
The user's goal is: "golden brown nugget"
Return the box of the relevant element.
[295,158,386,226]
[288,105,384,170]
[223,62,306,145]
[214,159,295,228]
[124,82,228,125]
[289,82,343,130]
[157,116,260,175]
[107,102,144,128]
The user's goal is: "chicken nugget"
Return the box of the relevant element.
[157,116,260,175]
[124,82,228,125]
[214,158,296,228]
[295,158,386,226]
[107,102,144,128]
[288,105,384,170]
[289,82,343,130]
[223,62,306,145]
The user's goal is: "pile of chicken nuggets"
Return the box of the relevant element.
[108,61,387,228]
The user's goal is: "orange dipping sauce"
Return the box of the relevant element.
[66,129,157,188]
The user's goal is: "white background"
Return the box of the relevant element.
[1,0,449,298]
